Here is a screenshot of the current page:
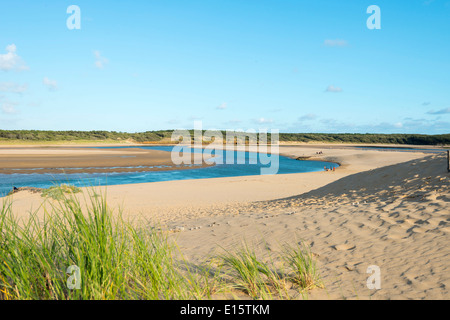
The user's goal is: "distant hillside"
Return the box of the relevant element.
[0,130,174,143]
[277,133,450,145]
[0,130,449,146]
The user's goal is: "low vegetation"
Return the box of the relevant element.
[281,242,323,290]
[0,130,174,144]
[41,184,82,200]
[220,244,290,299]
[0,186,321,300]
[278,133,450,145]
[0,130,448,145]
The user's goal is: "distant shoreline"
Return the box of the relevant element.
[0,141,449,148]
[1,130,449,146]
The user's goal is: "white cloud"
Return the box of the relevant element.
[325,85,343,93]
[316,118,448,134]
[254,117,273,124]
[94,50,108,69]
[0,82,28,94]
[43,77,58,91]
[286,116,449,134]
[6,44,16,52]
[323,39,349,47]
[0,44,28,71]
[216,102,227,110]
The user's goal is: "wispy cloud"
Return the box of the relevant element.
[323,39,349,47]
[303,117,450,134]
[94,50,108,69]
[166,119,180,125]
[43,77,58,91]
[325,85,343,93]
[422,102,431,106]
[427,107,450,115]
[27,101,41,107]
[1,97,19,114]
[216,102,227,110]
[269,108,283,113]
[225,119,242,125]
[298,113,317,121]
[0,44,28,71]
[0,82,28,94]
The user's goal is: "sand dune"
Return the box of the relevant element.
[2,145,449,299]
[169,153,449,299]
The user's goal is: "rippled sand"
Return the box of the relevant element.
[3,144,449,299]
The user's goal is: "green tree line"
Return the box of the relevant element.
[0,130,449,145]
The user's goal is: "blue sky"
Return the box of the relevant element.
[0,0,449,134]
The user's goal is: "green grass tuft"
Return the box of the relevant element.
[219,243,290,299]
[41,184,82,200]
[281,242,323,290]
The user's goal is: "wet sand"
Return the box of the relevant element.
[0,146,212,174]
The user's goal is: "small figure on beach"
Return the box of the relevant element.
[7,186,20,196]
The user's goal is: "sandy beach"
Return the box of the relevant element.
[2,144,449,299]
[0,146,212,174]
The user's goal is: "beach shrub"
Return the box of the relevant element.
[41,184,82,200]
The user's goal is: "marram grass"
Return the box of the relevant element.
[219,241,321,299]
[281,242,323,290]
[220,243,282,299]
[0,186,323,300]
[0,188,216,300]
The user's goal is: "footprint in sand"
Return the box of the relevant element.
[332,244,356,251]
[385,233,405,241]
[406,226,426,234]
[438,221,450,233]
[343,261,362,271]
